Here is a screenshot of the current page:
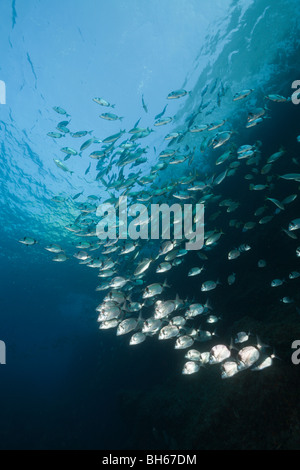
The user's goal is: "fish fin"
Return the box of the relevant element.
[229,338,238,351]
[137,311,144,323]
[175,293,183,305]
[271,349,281,361]
[163,279,171,289]
[194,336,202,343]
[256,335,269,350]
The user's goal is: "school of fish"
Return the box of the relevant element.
[19,85,300,379]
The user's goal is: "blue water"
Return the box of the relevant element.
[1,0,300,450]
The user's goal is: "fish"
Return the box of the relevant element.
[280,297,294,304]
[73,251,90,261]
[56,125,70,134]
[154,300,176,319]
[53,106,70,116]
[156,262,172,273]
[265,94,290,102]
[52,253,68,262]
[99,319,119,330]
[207,316,222,325]
[120,241,138,255]
[93,97,115,108]
[102,130,125,144]
[289,271,300,280]
[85,163,91,175]
[129,332,146,345]
[143,280,170,299]
[142,94,148,113]
[154,117,173,126]
[227,273,236,285]
[100,113,123,121]
[212,132,233,149]
[185,304,206,319]
[71,131,92,138]
[188,267,204,277]
[185,349,202,361]
[221,361,239,379]
[251,354,276,371]
[271,279,285,287]
[47,132,64,138]
[201,280,219,292]
[247,107,266,122]
[167,89,190,99]
[189,124,208,133]
[155,104,168,120]
[238,346,260,370]
[205,231,224,246]
[235,332,250,344]
[209,345,231,364]
[80,138,95,152]
[142,318,162,334]
[259,215,274,225]
[159,325,180,340]
[53,159,73,174]
[267,148,285,164]
[216,150,231,165]
[61,147,78,156]
[249,184,268,191]
[175,336,194,350]
[233,89,254,101]
[228,249,240,260]
[279,173,300,182]
[266,197,285,211]
[117,318,139,336]
[282,194,297,205]
[134,258,152,276]
[171,316,186,327]
[72,191,84,200]
[45,244,62,253]
[182,361,200,375]
[289,218,300,231]
[18,237,38,246]
[208,119,226,131]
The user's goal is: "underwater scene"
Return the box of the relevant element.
[1,0,300,451]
